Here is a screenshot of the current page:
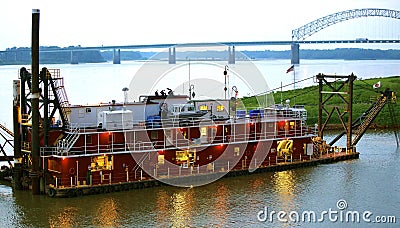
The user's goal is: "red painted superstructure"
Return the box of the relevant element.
[38,96,317,188]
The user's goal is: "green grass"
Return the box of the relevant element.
[241,76,400,128]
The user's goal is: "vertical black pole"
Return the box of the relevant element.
[347,73,355,152]
[317,74,323,139]
[42,68,49,147]
[31,9,41,195]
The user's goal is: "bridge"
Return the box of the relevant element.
[2,8,399,64]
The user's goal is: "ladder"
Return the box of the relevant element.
[352,95,388,145]
[57,126,80,153]
[47,69,70,127]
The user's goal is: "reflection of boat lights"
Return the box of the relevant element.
[273,170,295,211]
[62,156,66,160]
[49,207,78,227]
[95,198,119,227]
[213,184,229,226]
[171,189,194,227]
[274,170,294,194]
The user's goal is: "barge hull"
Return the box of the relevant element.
[48,152,359,198]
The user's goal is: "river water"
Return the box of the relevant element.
[0,59,399,227]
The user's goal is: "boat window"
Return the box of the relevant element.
[86,108,91,113]
[199,105,208,111]
[158,155,164,165]
[201,127,207,136]
[234,147,240,156]
[48,159,61,173]
[216,105,225,112]
[91,155,113,171]
[176,150,189,162]
[151,131,158,139]
[78,109,84,118]
[86,135,92,144]
[187,105,195,112]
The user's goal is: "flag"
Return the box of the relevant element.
[373,81,381,89]
[286,65,294,73]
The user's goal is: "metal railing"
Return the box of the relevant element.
[40,116,316,157]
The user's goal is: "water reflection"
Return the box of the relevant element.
[156,190,170,225]
[212,183,229,226]
[170,188,195,227]
[48,207,79,227]
[272,170,295,211]
[93,198,120,227]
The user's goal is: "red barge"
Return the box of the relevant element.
[12,67,362,198]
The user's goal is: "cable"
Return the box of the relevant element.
[255,76,315,97]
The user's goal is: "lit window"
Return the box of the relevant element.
[234,147,240,156]
[201,127,207,136]
[158,155,164,165]
[199,105,208,111]
[91,155,113,171]
[217,105,225,112]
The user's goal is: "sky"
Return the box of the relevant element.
[0,0,399,50]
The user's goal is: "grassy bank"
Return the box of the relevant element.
[241,76,400,128]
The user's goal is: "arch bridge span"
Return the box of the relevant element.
[292,8,400,41]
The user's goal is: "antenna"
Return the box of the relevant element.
[188,59,192,100]
[224,65,229,99]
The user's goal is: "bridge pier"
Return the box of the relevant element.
[113,49,121,64]
[228,46,235,64]
[70,51,78,64]
[291,43,300,64]
[168,47,176,64]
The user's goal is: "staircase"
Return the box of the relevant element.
[57,126,80,153]
[132,153,152,180]
[47,69,70,127]
[352,95,388,145]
